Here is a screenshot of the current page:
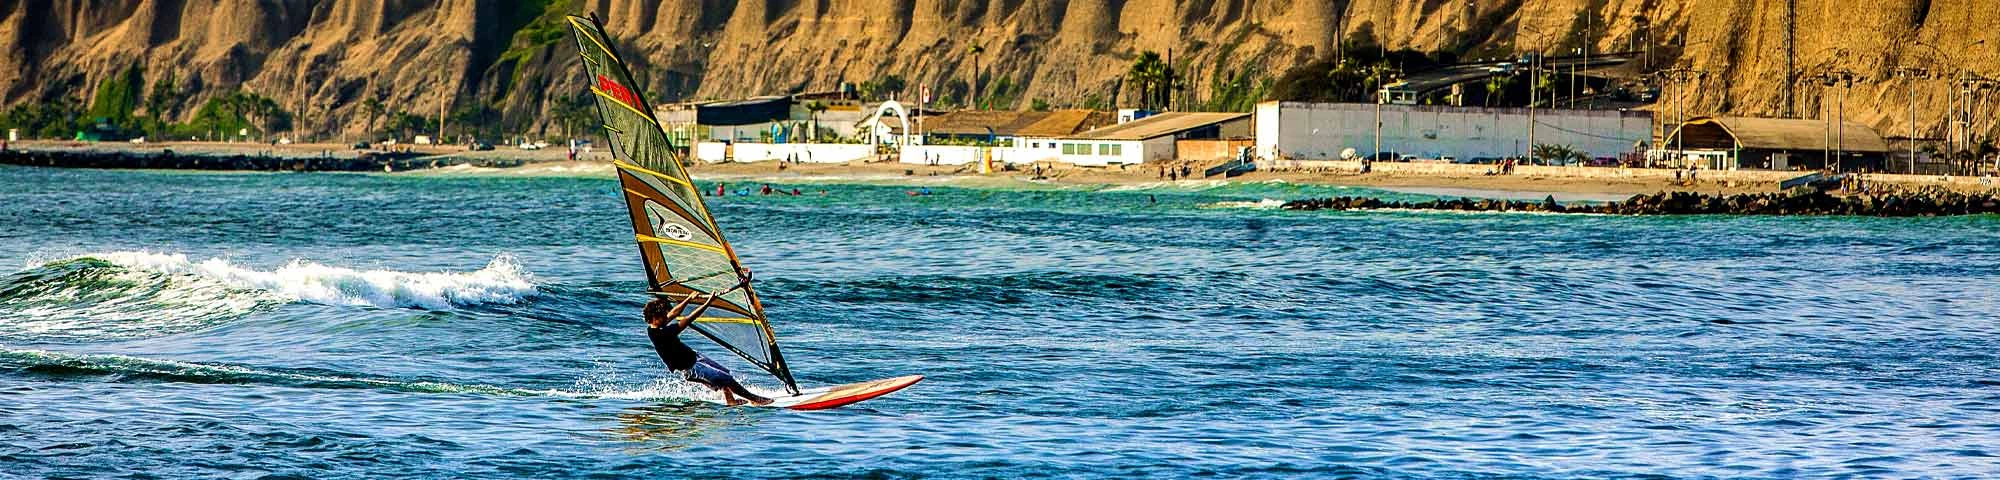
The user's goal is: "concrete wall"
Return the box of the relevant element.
[902,144,1075,166]
[902,145,983,165]
[1255,101,1654,162]
[1178,139,1254,161]
[1259,159,1809,183]
[693,142,872,163]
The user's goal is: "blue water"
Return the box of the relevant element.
[3,165,1998,478]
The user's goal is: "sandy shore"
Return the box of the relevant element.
[14,140,1994,198]
[691,158,1777,198]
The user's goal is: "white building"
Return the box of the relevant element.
[1051,112,1251,166]
[1253,101,1653,162]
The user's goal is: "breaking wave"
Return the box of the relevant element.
[0,252,538,341]
[1199,198,1288,210]
[32,251,537,310]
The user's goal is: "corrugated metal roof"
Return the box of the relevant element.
[1068,112,1250,141]
[1679,116,1889,152]
[917,109,1111,137]
[1017,110,1115,137]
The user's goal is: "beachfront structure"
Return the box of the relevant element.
[1041,112,1252,166]
[1253,101,1653,163]
[914,110,1112,145]
[1656,116,1888,171]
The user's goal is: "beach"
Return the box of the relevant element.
[9,140,1996,199]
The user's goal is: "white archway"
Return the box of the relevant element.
[865,100,914,146]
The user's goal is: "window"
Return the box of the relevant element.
[1031,142,1041,148]
[1109,144,1123,156]
[1097,144,1110,155]
[1060,144,1073,155]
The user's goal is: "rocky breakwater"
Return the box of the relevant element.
[1282,191,2000,217]
[0,148,532,172]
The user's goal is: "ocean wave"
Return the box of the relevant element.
[0,252,537,342]
[30,251,539,310]
[1199,199,1288,210]
[0,257,276,341]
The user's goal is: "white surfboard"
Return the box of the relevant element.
[762,375,924,410]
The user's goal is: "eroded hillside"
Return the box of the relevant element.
[2,0,1996,142]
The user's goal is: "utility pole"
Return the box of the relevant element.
[1896,66,1927,173]
[1583,12,1594,109]
[1657,67,1704,168]
[1811,69,1857,172]
[1528,52,1538,159]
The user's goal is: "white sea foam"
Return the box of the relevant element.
[30,251,538,310]
[1200,198,1289,210]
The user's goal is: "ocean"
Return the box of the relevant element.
[2,164,1997,478]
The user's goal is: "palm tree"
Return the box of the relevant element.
[1128,51,1166,110]
[1484,76,1504,106]
[361,94,385,140]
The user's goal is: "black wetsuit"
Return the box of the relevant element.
[647,321,740,389]
[646,322,698,371]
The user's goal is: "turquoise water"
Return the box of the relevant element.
[2,165,1998,478]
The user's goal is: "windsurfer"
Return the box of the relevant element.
[644,278,773,406]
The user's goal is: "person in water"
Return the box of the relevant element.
[644,276,772,406]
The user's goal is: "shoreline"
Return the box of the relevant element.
[8,140,1997,198]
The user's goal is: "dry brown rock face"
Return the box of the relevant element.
[2,0,1996,140]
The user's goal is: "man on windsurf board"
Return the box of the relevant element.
[644,275,773,406]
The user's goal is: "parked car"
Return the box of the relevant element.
[470,142,494,151]
[1367,151,1402,162]
[351,142,371,150]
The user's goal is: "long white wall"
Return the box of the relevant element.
[693,142,873,163]
[901,144,1070,166]
[1254,101,1654,161]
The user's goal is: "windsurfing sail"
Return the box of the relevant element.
[566,14,799,394]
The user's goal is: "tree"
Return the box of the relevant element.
[1531,143,1586,165]
[451,102,501,142]
[145,71,180,135]
[87,63,144,128]
[1484,75,1510,106]
[361,90,386,140]
[1128,51,1168,110]
[966,44,986,107]
[548,91,595,141]
[803,101,828,142]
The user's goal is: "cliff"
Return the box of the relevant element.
[2,0,1996,143]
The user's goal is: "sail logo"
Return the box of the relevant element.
[658,223,693,241]
[596,75,643,109]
